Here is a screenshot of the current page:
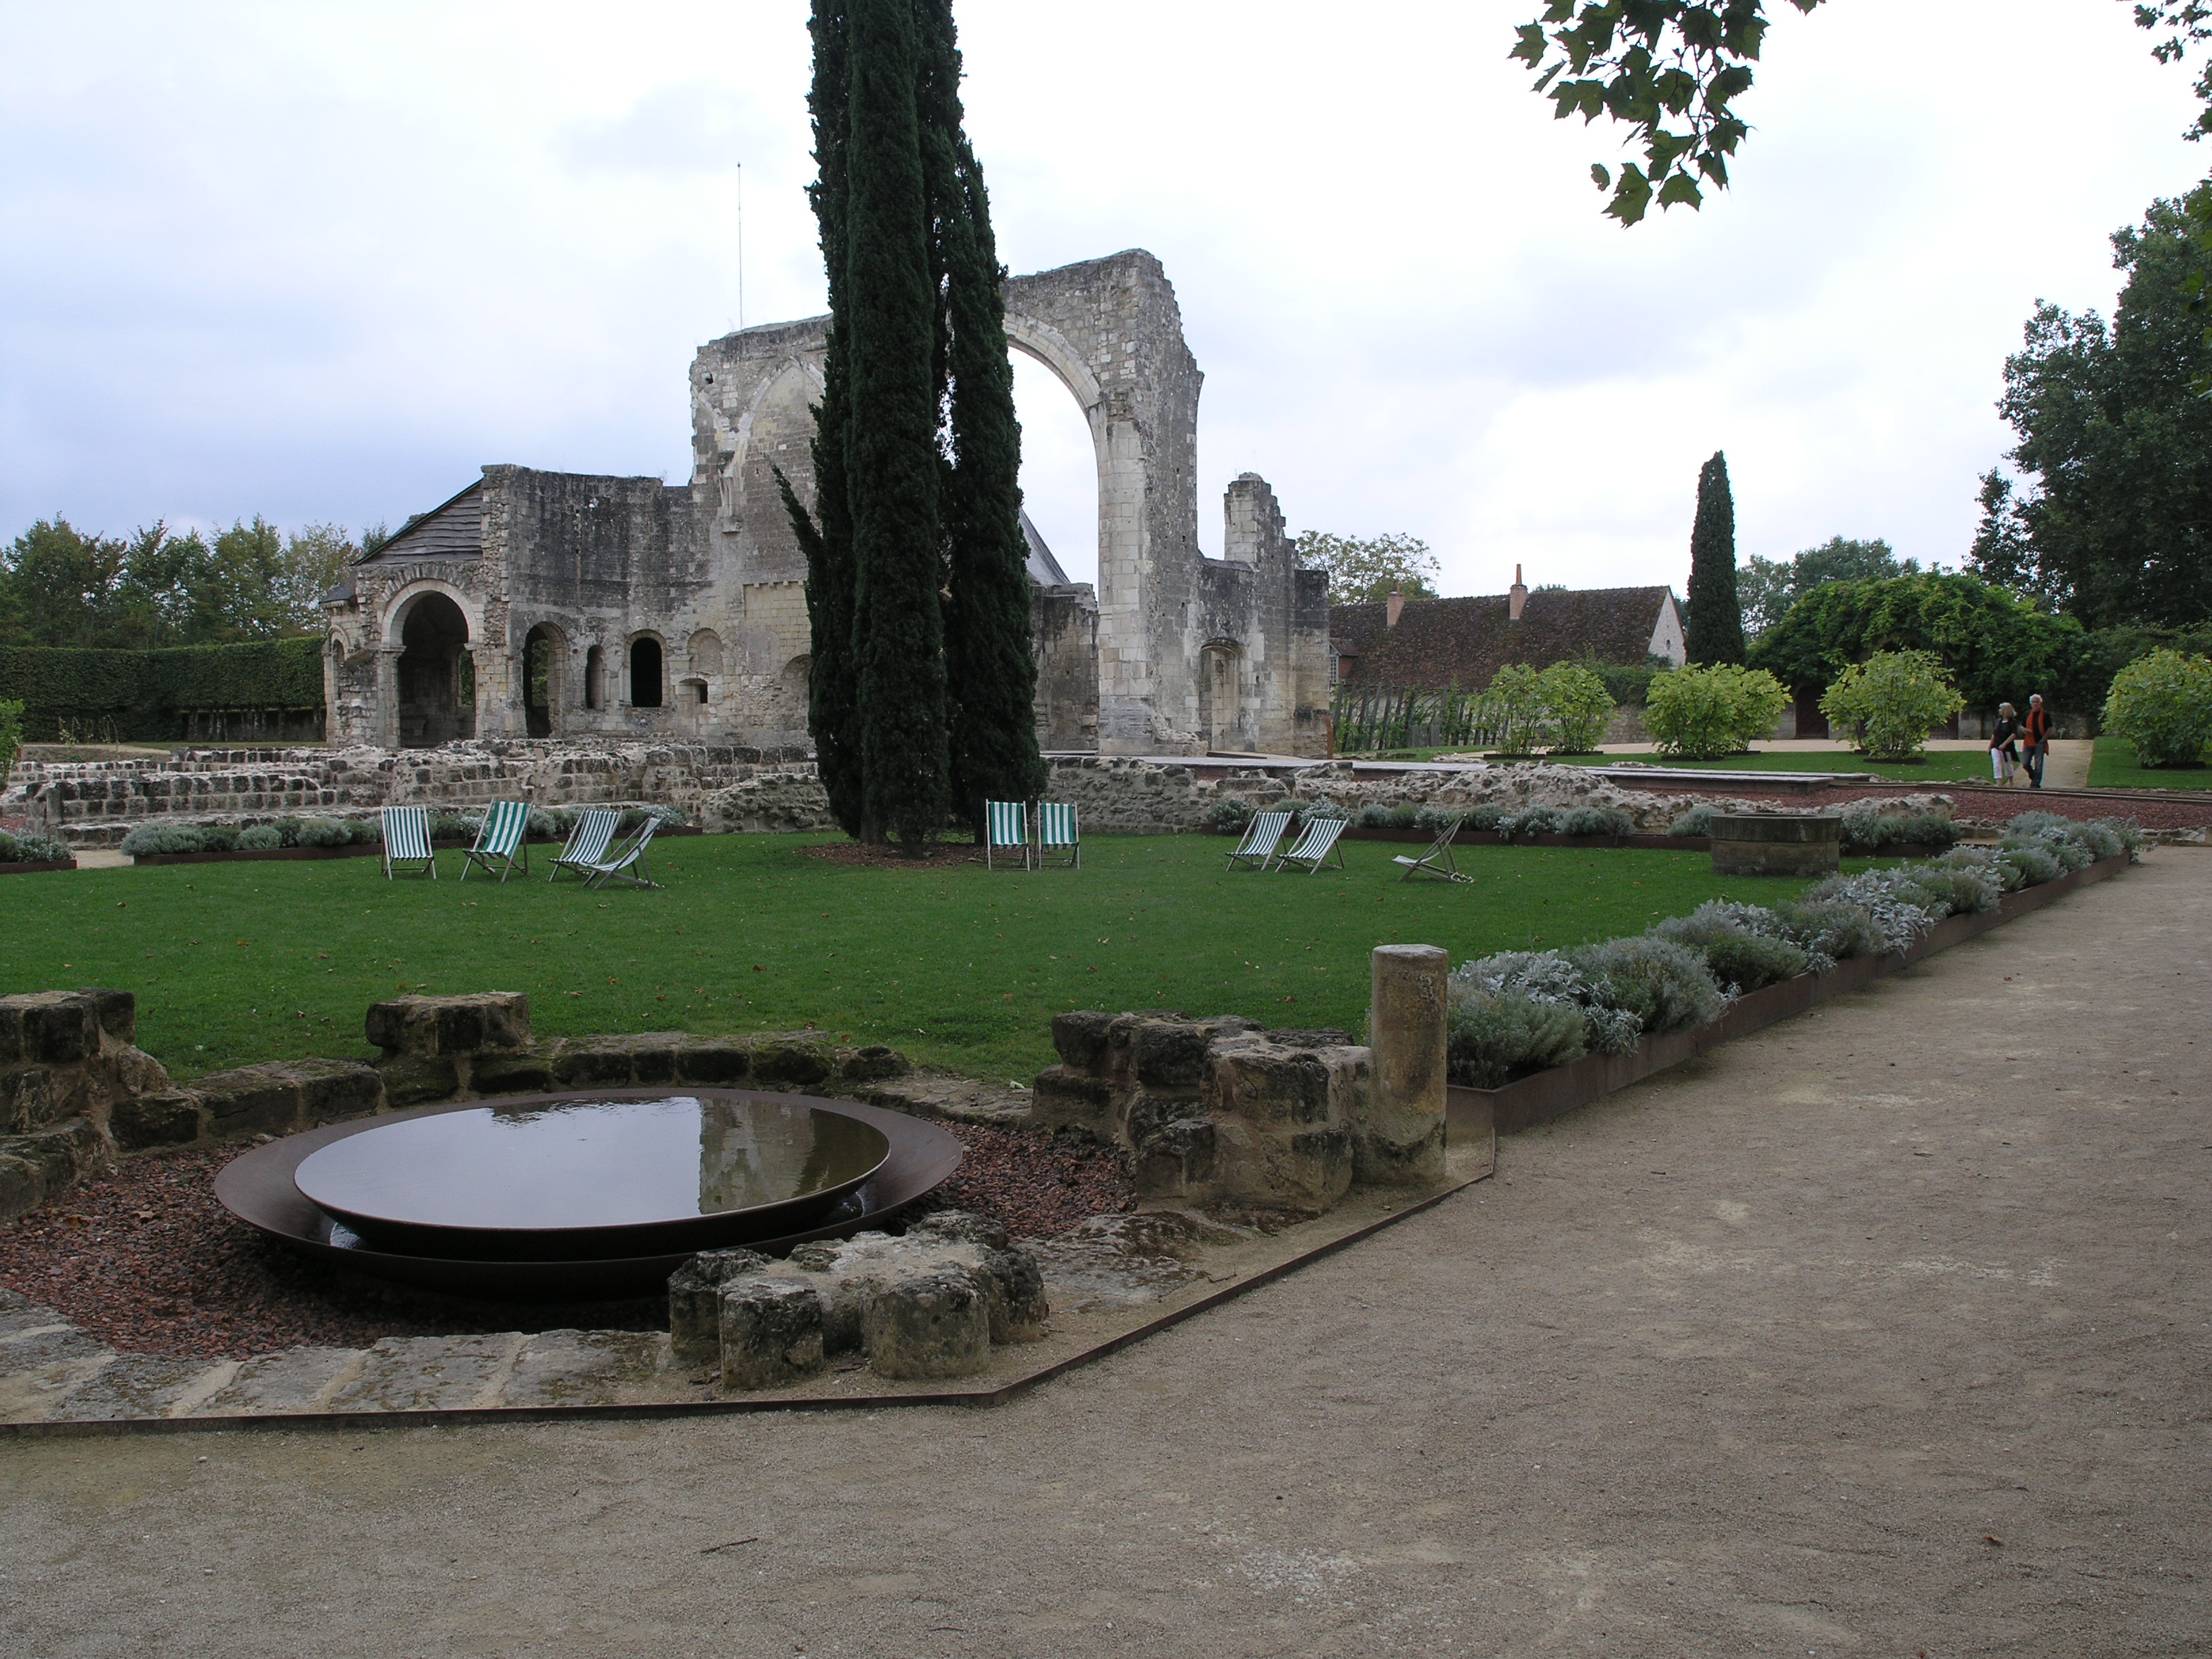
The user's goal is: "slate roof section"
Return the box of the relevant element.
[1331,586,1679,687]
[1021,508,1073,588]
[356,480,485,565]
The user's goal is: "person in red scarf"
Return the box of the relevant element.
[2022,693,2051,789]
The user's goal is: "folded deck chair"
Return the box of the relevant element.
[1391,813,1472,883]
[380,805,436,881]
[1036,801,1080,869]
[984,799,1029,870]
[548,806,621,883]
[1270,814,1349,874]
[1224,810,1292,871]
[581,815,663,890]
[459,798,531,883]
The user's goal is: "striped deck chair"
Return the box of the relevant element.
[1224,810,1291,871]
[459,799,531,883]
[1271,814,1349,874]
[549,807,621,883]
[581,815,662,890]
[380,806,436,881]
[1391,813,1472,883]
[1036,801,1080,869]
[984,800,1029,870]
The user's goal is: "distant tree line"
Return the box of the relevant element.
[0,516,371,650]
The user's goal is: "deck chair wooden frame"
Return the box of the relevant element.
[1036,801,1080,869]
[1224,811,1292,871]
[1270,815,1349,874]
[380,806,436,881]
[549,807,622,883]
[581,816,663,890]
[1391,814,1472,883]
[985,800,1030,870]
[459,799,531,883]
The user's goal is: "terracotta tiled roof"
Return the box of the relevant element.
[1331,586,1677,687]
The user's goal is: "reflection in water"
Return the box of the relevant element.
[295,1094,888,1235]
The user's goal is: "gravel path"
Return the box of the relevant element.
[5,852,2207,1656]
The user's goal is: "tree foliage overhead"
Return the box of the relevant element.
[1737,536,1919,639]
[1969,192,2212,631]
[1510,1,1825,226]
[1515,3,2212,224]
[1295,531,1441,606]
[0,516,356,650]
[1747,571,2106,713]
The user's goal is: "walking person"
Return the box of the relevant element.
[2021,693,2051,789]
[1990,701,2021,785]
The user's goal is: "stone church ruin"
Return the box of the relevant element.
[323,251,1331,759]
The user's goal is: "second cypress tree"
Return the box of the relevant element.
[918,0,1047,830]
[1685,451,1746,665]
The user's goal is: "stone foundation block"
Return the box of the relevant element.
[861,1270,991,1380]
[365,992,531,1057]
[1214,1119,1354,1214]
[469,1051,556,1096]
[374,1054,459,1109]
[1050,1010,1118,1073]
[673,1040,752,1086]
[284,1057,384,1124]
[1710,814,1841,877]
[838,1044,907,1083]
[0,992,102,1065]
[0,1118,109,1223]
[1029,1067,1122,1140]
[748,1035,834,1088]
[979,1249,1049,1343]
[718,1279,827,1390]
[190,1065,306,1139]
[110,1090,205,1151]
[1132,1117,1218,1199]
[1203,1044,1335,1129]
[547,1041,636,1088]
[668,1248,771,1364]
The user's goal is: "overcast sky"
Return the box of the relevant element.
[1,1,2203,598]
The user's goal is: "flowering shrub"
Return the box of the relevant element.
[1643,663,1790,758]
[2102,649,2212,767]
[1818,651,1965,760]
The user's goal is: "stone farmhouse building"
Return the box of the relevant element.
[321,250,1332,759]
[1328,568,1686,689]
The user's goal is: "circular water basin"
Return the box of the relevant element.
[291,1093,891,1261]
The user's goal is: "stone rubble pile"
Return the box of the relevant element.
[668,1210,1049,1387]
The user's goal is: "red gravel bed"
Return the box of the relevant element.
[0,1123,1133,1361]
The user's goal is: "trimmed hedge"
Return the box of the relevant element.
[0,636,324,741]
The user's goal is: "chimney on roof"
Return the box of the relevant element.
[1508,563,1528,621]
[1385,587,1405,628]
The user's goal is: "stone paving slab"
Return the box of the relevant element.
[503,1329,670,1407]
[321,1333,527,1413]
[44,1353,223,1422]
[192,1346,365,1416]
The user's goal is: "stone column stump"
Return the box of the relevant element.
[1361,944,1449,1185]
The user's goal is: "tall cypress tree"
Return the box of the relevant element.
[918,0,1046,829]
[1685,451,1746,665]
[842,0,948,847]
[781,0,863,838]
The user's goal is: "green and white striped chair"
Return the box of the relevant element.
[1271,814,1349,874]
[581,815,663,890]
[380,805,436,881]
[1224,810,1292,871]
[549,807,622,883]
[984,800,1029,870]
[1036,801,1080,869]
[459,798,531,883]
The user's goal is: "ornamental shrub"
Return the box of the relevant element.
[346,817,382,844]
[1570,935,1727,1034]
[1667,802,1718,837]
[1413,805,1461,835]
[1643,663,1789,758]
[7,832,69,863]
[294,817,351,849]
[0,830,14,861]
[1773,898,1888,962]
[237,825,283,850]
[1206,798,1255,832]
[1558,805,1633,838]
[1451,949,1643,1054]
[2091,817,2148,861]
[1494,806,1558,842]
[1652,903,1816,989]
[1464,804,1504,833]
[1484,663,1551,754]
[119,822,209,855]
[1804,868,1942,951]
[1902,863,2001,916]
[1837,806,1962,853]
[1818,650,1965,760]
[199,823,240,852]
[1445,987,1589,1088]
[2102,649,2212,766]
[1538,662,1616,752]
[1994,841,2063,887]
[1355,802,1395,828]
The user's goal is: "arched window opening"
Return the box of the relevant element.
[584,644,604,710]
[630,637,664,708]
[394,592,474,750]
[523,623,562,739]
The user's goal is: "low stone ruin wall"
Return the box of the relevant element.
[0,991,171,1222]
[3,738,817,847]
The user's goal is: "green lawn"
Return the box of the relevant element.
[1570,750,1999,783]
[2088,737,2212,789]
[0,834,1851,1086]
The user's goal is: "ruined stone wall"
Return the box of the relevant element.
[1033,586,1101,751]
